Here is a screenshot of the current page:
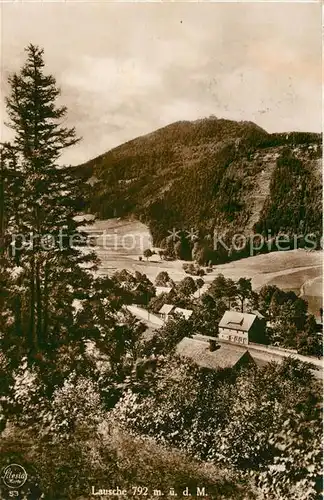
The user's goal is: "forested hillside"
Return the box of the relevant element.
[78,117,322,255]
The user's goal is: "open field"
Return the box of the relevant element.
[83,217,323,314]
[265,267,321,292]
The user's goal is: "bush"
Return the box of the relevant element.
[183,263,205,276]
[253,411,322,500]
[143,249,153,260]
[0,422,256,500]
[155,272,174,287]
[46,374,104,437]
[112,358,322,497]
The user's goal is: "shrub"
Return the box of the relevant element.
[143,249,153,261]
[253,411,322,500]
[46,374,104,437]
[155,272,174,287]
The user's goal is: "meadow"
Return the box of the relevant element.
[83,217,323,315]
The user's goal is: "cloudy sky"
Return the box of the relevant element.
[0,1,321,165]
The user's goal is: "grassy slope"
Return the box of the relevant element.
[0,423,255,500]
[83,217,322,314]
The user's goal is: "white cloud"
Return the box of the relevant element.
[1,1,321,165]
[63,56,161,98]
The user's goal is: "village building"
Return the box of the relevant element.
[159,304,193,322]
[174,333,322,379]
[155,286,173,296]
[218,310,266,345]
[159,303,175,321]
[192,283,210,299]
[176,335,255,373]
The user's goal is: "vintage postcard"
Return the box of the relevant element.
[0,1,322,499]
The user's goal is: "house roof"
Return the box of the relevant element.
[176,337,253,371]
[251,310,265,320]
[159,304,175,315]
[219,310,257,332]
[173,307,193,320]
[192,284,210,299]
[156,286,172,296]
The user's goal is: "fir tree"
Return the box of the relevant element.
[3,44,96,354]
[0,143,22,256]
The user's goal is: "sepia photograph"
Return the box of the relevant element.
[0,1,322,499]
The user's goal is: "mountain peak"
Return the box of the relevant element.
[78,117,321,253]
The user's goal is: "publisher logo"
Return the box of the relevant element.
[1,464,27,489]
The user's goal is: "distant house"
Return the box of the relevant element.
[251,310,266,321]
[192,284,210,299]
[159,304,193,322]
[176,336,255,372]
[173,307,193,320]
[159,304,175,321]
[218,310,266,345]
[155,286,172,296]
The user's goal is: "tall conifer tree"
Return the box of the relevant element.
[4,44,96,352]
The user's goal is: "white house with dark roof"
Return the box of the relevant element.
[218,310,266,345]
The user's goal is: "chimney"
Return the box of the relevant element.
[209,339,218,352]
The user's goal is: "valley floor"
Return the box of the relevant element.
[82,217,323,315]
